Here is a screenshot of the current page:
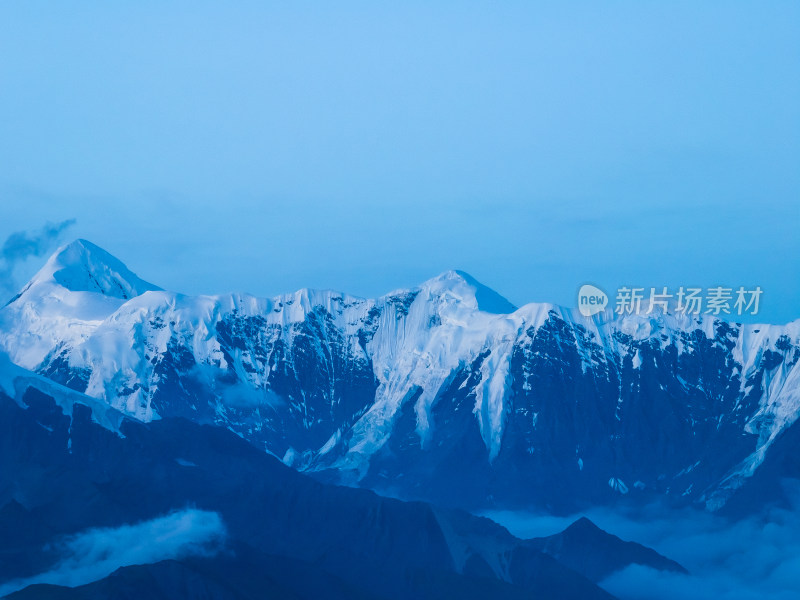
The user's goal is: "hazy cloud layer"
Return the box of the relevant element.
[0,508,226,597]
[485,491,800,600]
[0,219,75,300]
[599,501,800,600]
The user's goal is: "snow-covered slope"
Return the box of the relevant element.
[0,350,126,436]
[0,239,161,376]
[1,239,798,512]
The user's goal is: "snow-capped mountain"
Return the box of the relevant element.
[2,239,799,513]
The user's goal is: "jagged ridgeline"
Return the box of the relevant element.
[2,239,799,513]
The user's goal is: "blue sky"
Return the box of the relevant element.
[1,1,798,322]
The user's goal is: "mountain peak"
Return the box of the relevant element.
[564,516,603,535]
[420,270,517,314]
[28,239,160,300]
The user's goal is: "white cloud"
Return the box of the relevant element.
[0,508,226,596]
[485,492,800,600]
